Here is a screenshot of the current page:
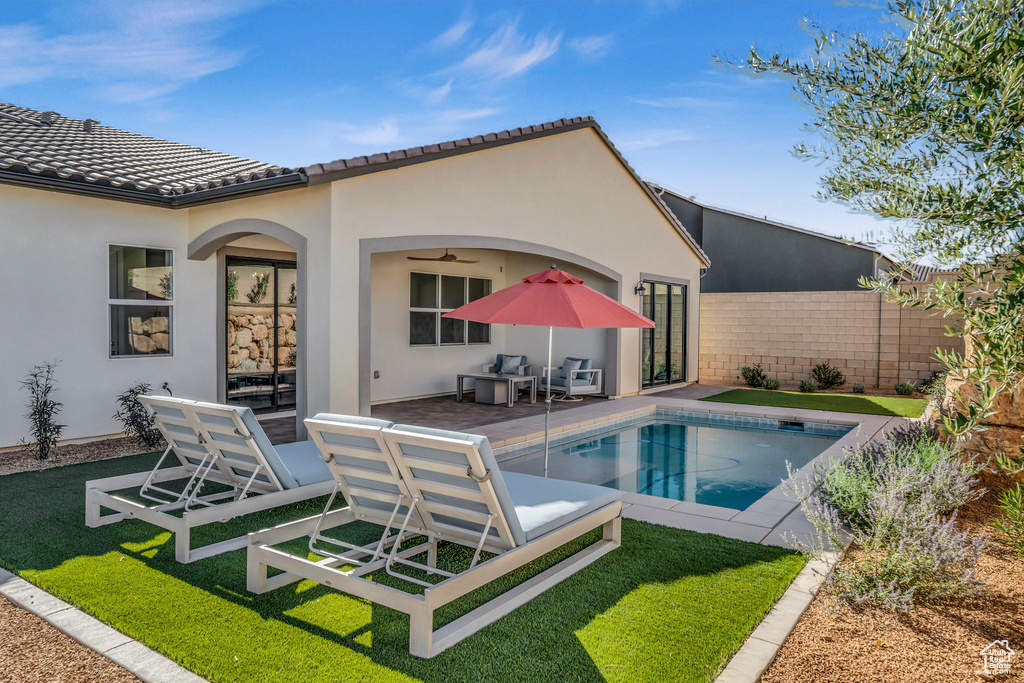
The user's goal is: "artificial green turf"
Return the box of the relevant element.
[701,388,928,418]
[0,453,805,682]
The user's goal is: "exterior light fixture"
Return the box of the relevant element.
[634,280,646,296]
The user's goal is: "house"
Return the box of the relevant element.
[0,103,709,446]
[652,185,894,293]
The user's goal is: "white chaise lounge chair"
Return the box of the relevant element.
[85,396,336,563]
[247,416,622,659]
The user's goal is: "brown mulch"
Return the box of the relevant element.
[0,437,160,476]
[761,468,1024,682]
[0,596,138,683]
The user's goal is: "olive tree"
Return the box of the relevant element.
[726,0,1024,441]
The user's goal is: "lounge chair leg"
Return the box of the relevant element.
[175,526,192,564]
[409,605,434,659]
[247,548,268,594]
[603,516,622,545]
[427,541,438,571]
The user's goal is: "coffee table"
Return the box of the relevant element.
[456,372,537,407]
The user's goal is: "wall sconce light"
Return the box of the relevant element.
[634,280,646,296]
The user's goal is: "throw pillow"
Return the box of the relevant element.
[499,354,522,375]
[560,358,583,379]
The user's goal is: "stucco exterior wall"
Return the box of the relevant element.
[332,127,705,413]
[0,184,214,447]
[698,288,963,390]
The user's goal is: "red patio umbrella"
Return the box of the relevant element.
[443,267,654,471]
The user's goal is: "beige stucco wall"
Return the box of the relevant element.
[331,127,705,412]
[698,288,963,390]
[0,184,215,447]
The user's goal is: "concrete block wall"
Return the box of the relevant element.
[698,289,963,390]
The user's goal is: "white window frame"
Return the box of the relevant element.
[108,243,175,359]
[409,271,491,347]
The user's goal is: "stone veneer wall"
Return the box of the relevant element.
[698,286,963,390]
[227,304,297,373]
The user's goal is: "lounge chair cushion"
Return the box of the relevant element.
[389,423,528,546]
[273,440,333,486]
[560,358,583,379]
[502,472,621,542]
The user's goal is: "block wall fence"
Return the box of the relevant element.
[697,287,963,390]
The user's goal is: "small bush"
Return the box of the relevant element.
[799,379,818,393]
[895,381,916,396]
[740,363,766,388]
[20,361,65,460]
[920,370,946,402]
[812,361,846,390]
[785,424,987,610]
[852,382,865,394]
[991,485,1024,557]
[114,382,163,449]
[762,377,781,390]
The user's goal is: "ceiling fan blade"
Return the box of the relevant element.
[453,259,479,263]
[406,256,443,261]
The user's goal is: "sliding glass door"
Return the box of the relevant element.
[226,257,298,413]
[641,282,687,388]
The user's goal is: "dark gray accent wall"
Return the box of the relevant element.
[660,193,878,293]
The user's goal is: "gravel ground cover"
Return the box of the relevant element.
[0,437,158,476]
[761,467,1024,682]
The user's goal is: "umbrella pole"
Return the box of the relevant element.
[544,325,553,476]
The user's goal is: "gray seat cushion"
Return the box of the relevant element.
[502,472,621,541]
[273,440,333,486]
[547,376,594,388]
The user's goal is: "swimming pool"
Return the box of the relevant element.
[499,415,851,511]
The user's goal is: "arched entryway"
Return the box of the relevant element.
[188,219,309,439]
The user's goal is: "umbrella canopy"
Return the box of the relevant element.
[443,266,654,475]
[441,267,655,329]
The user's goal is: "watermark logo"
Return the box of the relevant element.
[980,640,1015,676]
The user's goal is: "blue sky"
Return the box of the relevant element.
[0,1,896,242]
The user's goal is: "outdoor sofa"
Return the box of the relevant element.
[247,414,623,658]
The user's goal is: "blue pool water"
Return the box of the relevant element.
[501,417,849,511]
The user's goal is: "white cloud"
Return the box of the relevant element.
[435,107,502,124]
[331,118,403,147]
[426,78,454,105]
[455,20,561,80]
[633,95,719,108]
[568,34,613,60]
[431,17,473,49]
[615,128,695,152]
[0,0,253,102]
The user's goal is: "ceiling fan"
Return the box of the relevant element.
[407,249,478,264]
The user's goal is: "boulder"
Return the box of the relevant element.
[277,327,287,346]
[252,324,269,341]
[959,424,1024,458]
[143,316,169,334]
[256,358,273,371]
[228,329,236,346]
[129,317,144,335]
[286,330,297,346]
[237,359,257,372]
[130,335,156,354]
[235,328,253,348]
[237,347,249,362]
[945,375,1024,428]
[151,333,170,352]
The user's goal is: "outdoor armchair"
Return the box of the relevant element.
[85,396,335,563]
[482,353,533,376]
[542,357,604,399]
[247,416,622,658]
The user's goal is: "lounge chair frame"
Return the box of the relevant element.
[247,426,622,658]
[85,398,335,563]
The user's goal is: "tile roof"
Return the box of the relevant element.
[0,102,299,201]
[305,116,597,177]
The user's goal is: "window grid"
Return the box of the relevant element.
[409,272,491,347]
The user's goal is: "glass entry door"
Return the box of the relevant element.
[641,282,687,388]
[226,257,298,413]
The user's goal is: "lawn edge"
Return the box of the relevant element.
[713,551,839,683]
[0,565,207,683]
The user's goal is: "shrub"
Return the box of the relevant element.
[895,381,916,396]
[919,370,946,403]
[991,485,1024,557]
[812,361,846,390]
[19,361,65,460]
[740,363,766,388]
[799,379,818,393]
[852,382,865,394]
[785,424,987,610]
[113,382,163,449]
[247,272,270,304]
[762,377,781,390]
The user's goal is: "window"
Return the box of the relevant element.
[109,245,173,357]
[410,272,491,346]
